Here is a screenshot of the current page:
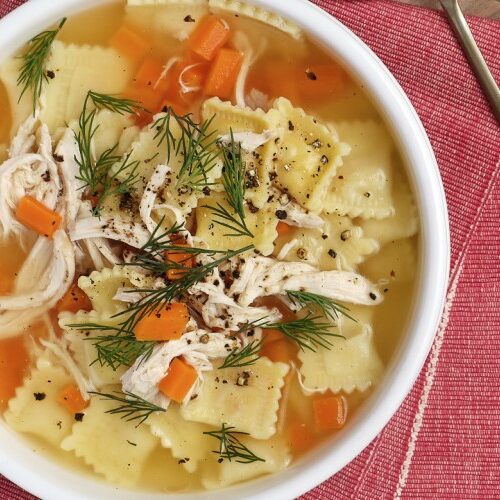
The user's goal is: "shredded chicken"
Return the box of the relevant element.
[218,130,277,152]
[140,163,171,232]
[228,256,383,306]
[71,213,151,249]
[122,320,237,407]
[0,230,75,310]
[0,121,61,237]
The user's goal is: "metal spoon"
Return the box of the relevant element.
[439,0,500,122]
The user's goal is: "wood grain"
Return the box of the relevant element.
[394,0,500,19]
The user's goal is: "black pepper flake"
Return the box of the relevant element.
[41,170,51,182]
[364,192,371,198]
[74,413,84,422]
[328,249,337,258]
[53,154,64,162]
[247,201,259,214]
[275,209,287,220]
[288,120,294,131]
[296,247,307,260]
[340,229,351,241]
[34,392,46,401]
[119,192,137,212]
[218,458,224,463]
[184,14,195,22]
[305,69,317,80]
[321,234,328,240]
[46,70,55,79]
[320,155,329,165]
[383,288,389,293]
[202,186,211,196]
[232,270,240,279]
[269,171,278,181]
[369,292,377,301]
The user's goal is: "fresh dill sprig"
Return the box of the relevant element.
[75,91,144,215]
[17,17,66,113]
[67,323,156,370]
[204,131,254,238]
[86,90,148,115]
[128,218,224,275]
[153,108,220,190]
[204,423,265,463]
[264,313,344,352]
[219,340,262,369]
[286,290,357,323]
[117,244,254,331]
[90,391,165,426]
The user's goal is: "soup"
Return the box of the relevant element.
[0,0,419,493]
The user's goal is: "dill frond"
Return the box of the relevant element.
[204,131,254,238]
[74,91,144,216]
[17,17,66,113]
[219,340,262,369]
[67,323,156,371]
[264,313,344,352]
[286,290,357,322]
[90,391,165,426]
[204,423,265,463]
[153,108,220,190]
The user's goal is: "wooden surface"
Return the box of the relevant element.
[394,0,500,19]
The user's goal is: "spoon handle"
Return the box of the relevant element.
[439,0,500,123]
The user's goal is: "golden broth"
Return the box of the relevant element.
[0,0,419,492]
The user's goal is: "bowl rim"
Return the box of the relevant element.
[0,0,450,498]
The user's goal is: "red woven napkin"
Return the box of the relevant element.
[1,0,499,498]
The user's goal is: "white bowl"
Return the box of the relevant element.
[0,0,449,498]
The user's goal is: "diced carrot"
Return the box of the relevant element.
[257,61,301,103]
[204,48,243,99]
[288,421,315,452]
[56,283,92,314]
[158,357,197,403]
[110,24,150,65]
[134,303,190,341]
[276,221,294,237]
[15,195,62,238]
[262,328,286,345]
[57,384,88,414]
[165,244,195,281]
[0,336,30,410]
[260,339,293,364]
[123,85,163,114]
[313,394,348,432]
[134,57,169,94]
[188,15,230,61]
[298,64,347,101]
[158,97,190,117]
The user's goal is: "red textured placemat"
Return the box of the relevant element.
[1,0,499,498]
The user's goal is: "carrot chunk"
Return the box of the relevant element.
[260,339,292,364]
[110,24,150,64]
[204,48,243,99]
[288,421,314,452]
[15,195,62,238]
[165,244,195,281]
[276,221,294,237]
[123,85,162,114]
[135,57,169,94]
[313,394,348,432]
[56,283,92,314]
[159,357,197,403]
[0,336,30,410]
[57,384,88,414]
[188,15,230,61]
[134,303,190,341]
[299,64,347,101]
